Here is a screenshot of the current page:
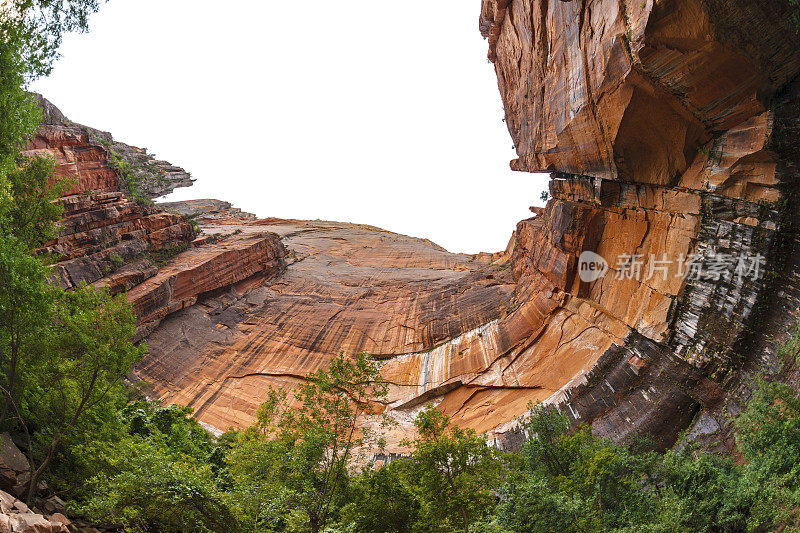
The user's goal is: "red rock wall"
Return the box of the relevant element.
[132,0,800,450]
[27,0,800,454]
[481,0,799,182]
[478,0,800,448]
[134,220,516,440]
[26,125,119,195]
[22,123,195,291]
[23,104,287,341]
[129,233,286,337]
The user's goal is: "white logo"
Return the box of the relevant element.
[579,251,608,283]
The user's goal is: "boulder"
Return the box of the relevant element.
[41,498,63,516]
[0,492,14,514]
[45,514,68,528]
[0,435,29,492]
[9,512,58,532]
[0,490,75,533]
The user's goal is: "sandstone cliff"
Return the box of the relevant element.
[480,0,800,449]
[134,216,517,446]
[33,94,195,198]
[30,0,800,455]
[22,100,287,346]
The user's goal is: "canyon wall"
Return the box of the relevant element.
[480,0,800,448]
[22,101,287,344]
[30,0,800,454]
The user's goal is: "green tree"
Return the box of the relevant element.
[404,405,504,533]
[338,460,420,533]
[1,155,71,250]
[499,403,658,532]
[72,399,237,532]
[0,153,72,425]
[0,0,102,186]
[0,247,146,504]
[653,448,752,531]
[229,352,391,533]
[21,286,145,502]
[498,475,581,533]
[0,235,55,428]
[736,380,800,478]
[733,380,800,529]
[84,434,235,533]
[521,402,573,478]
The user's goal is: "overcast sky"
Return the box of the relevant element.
[32,0,549,253]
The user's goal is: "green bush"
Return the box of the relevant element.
[108,149,152,206]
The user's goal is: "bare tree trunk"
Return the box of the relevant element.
[26,441,56,505]
[0,321,20,427]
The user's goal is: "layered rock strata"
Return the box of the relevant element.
[478,0,800,448]
[129,233,286,339]
[137,0,800,450]
[24,100,286,340]
[23,117,195,291]
[33,93,195,198]
[134,219,517,442]
[33,0,800,454]
[158,199,257,224]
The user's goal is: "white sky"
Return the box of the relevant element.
[32,0,549,254]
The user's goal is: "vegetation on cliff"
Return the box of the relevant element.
[2,92,800,533]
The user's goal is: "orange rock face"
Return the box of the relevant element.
[24,100,286,342]
[129,233,286,337]
[31,0,800,454]
[481,0,799,184]
[27,124,119,195]
[475,0,800,449]
[132,0,800,452]
[134,220,517,439]
[23,121,195,292]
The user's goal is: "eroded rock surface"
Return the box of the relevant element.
[129,232,286,339]
[31,93,195,198]
[135,219,519,443]
[24,99,286,342]
[158,199,257,224]
[479,0,800,449]
[31,0,800,455]
[23,115,195,291]
[136,0,800,452]
[480,0,799,182]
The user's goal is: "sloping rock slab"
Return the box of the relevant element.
[128,233,285,337]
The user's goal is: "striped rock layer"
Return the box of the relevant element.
[32,0,800,453]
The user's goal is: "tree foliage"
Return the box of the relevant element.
[0,0,102,186]
[403,406,504,533]
[22,287,145,501]
[492,395,800,533]
[2,4,800,530]
[339,461,420,533]
[228,352,391,533]
[2,154,71,250]
[82,402,236,533]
